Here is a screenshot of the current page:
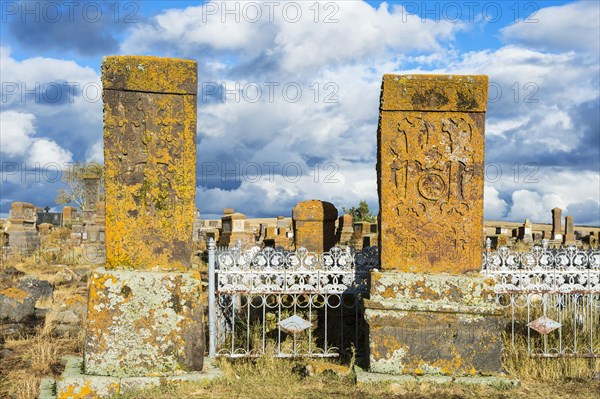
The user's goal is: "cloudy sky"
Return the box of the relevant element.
[0,0,599,224]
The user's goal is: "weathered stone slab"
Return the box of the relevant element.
[52,355,222,399]
[378,74,487,274]
[367,74,501,377]
[292,200,338,253]
[0,287,35,322]
[102,55,197,271]
[365,272,502,375]
[84,268,204,377]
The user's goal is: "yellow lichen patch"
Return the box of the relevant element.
[102,55,197,94]
[103,57,197,271]
[0,287,29,303]
[64,295,86,307]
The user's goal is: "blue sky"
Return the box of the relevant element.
[1,1,599,224]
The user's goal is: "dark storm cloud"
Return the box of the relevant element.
[4,0,138,56]
[566,199,600,227]
[486,99,600,172]
[1,173,67,214]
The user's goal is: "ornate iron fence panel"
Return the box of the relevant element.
[207,239,378,359]
[482,239,600,357]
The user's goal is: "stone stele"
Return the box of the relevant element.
[80,56,204,392]
[365,74,503,376]
[292,200,338,253]
[103,55,197,271]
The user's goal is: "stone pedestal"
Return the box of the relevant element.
[85,269,204,376]
[367,74,502,376]
[365,272,503,375]
[292,200,338,252]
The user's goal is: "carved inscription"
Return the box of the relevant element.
[378,75,487,273]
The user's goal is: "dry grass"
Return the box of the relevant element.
[503,333,599,382]
[0,258,86,399]
[112,356,600,399]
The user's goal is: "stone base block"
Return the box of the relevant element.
[355,366,519,387]
[365,271,503,376]
[44,356,222,399]
[85,268,205,377]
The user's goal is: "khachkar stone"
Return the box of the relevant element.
[292,200,338,252]
[103,56,197,270]
[552,207,563,240]
[563,215,575,245]
[83,176,101,210]
[80,56,204,394]
[365,74,503,376]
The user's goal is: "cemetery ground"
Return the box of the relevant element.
[0,252,598,399]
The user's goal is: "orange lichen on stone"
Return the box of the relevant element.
[292,200,338,253]
[103,55,197,271]
[57,380,119,399]
[0,287,29,303]
[377,74,488,274]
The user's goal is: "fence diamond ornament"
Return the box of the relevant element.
[527,316,562,335]
[278,315,313,334]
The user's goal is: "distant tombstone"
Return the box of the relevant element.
[38,223,53,237]
[335,214,354,246]
[62,206,75,226]
[292,200,338,253]
[83,177,101,211]
[552,207,563,240]
[563,216,575,245]
[217,212,253,247]
[6,202,40,253]
[36,210,62,227]
[518,219,533,243]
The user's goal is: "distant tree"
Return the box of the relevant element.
[342,200,376,223]
[55,162,104,211]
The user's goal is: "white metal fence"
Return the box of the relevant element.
[207,239,378,359]
[482,240,600,357]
